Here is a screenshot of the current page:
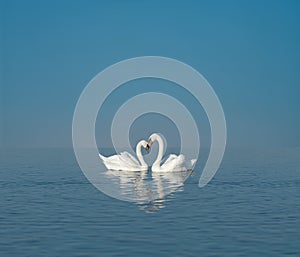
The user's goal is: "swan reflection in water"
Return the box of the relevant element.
[105,168,192,212]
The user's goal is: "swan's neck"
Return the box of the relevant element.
[152,135,164,167]
[136,142,147,167]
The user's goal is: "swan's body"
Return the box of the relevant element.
[149,133,196,172]
[99,140,149,171]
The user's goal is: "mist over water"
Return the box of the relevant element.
[1,148,299,256]
[2,0,300,256]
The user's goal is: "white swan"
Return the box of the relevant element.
[99,140,150,171]
[148,133,196,172]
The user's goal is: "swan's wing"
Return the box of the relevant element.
[119,151,140,166]
[99,154,123,170]
[171,156,197,171]
[99,152,138,166]
[159,153,197,172]
[99,152,145,171]
[161,154,186,171]
[163,154,178,165]
[99,154,121,164]
[171,155,186,171]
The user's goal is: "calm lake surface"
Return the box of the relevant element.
[1,148,299,256]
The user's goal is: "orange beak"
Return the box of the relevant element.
[149,138,153,147]
[145,144,150,152]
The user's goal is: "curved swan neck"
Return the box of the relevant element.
[152,134,164,166]
[136,142,147,167]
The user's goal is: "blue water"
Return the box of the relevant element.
[1,148,299,256]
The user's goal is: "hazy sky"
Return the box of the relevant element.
[1,0,300,149]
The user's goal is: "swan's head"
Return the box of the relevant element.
[145,144,150,152]
[148,133,159,147]
[140,140,150,152]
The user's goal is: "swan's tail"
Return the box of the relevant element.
[99,154,112,169]
[99,153,106,162]
[190,159,197,168]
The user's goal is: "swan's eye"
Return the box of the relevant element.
[149,138,153,146]
[145,144,150,152]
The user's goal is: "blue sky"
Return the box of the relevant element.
[1,0,300,148]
